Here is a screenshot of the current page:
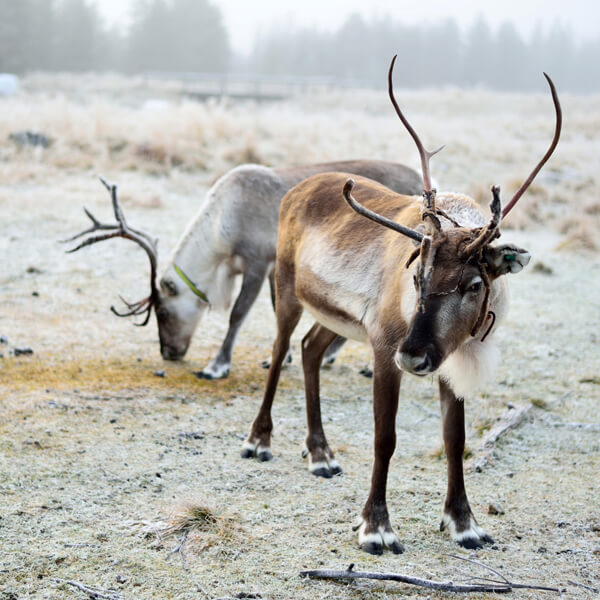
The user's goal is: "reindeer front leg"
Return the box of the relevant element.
[241,287,303,461]
[198,262,269,380]
[439,378,493,548]
[355,351,404,554]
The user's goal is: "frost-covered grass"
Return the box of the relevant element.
[2,73,599,243]
[1,75,599,599]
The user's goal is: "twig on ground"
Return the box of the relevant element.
[54,578,122,600]
[566,580,599,594]
[300,555,561,594]
[469,403,532,472]
[553,422,600,432]
[446,554,559,592]
[170,530,212,600]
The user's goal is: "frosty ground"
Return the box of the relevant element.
[0,75,599,599]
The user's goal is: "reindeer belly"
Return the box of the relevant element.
[302,300,368,342]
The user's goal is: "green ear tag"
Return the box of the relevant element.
[505,253,516,262]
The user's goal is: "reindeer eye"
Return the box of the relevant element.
[161,279,178,297]
[413,275,418,289]
[467,281,482,294]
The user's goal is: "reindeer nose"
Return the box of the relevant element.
[398,352,432,375]
[161,345,182,361]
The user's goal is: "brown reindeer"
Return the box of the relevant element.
[241,56,561,554]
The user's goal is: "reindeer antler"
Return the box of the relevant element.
[388,55,444,214]
[62,177,159,326]
[343,179,424,243]
[501,73,562,219]
[460,186,502,258]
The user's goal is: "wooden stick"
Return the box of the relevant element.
[469,403,532,472]
[301,566,512,593]
[300,558,561,594]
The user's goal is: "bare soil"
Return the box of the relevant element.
[1,79,599,599]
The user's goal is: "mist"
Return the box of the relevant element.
[1,0,599,92]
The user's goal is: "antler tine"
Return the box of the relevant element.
[111,296,154,326]
[59,207,121,244]
[388,55,444,207]
[461,186,502,257]
[343,179,424,243]
[502,72,562,219]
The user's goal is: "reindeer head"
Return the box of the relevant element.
[343,56,561,377]
[155,264,210,360]
[64,178,209,361]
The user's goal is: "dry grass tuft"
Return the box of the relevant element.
[555,224,598,252]
[158,500,239,552]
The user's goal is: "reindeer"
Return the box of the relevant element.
[65,160,424,379]
[241,56,561,554]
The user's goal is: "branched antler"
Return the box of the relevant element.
[62,177,159,326]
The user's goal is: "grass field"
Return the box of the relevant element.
[1,74,599,599]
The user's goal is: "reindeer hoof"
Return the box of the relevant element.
[195,364,230,380]
[441,514,494,548]
[356,519,404,555]
[311,466,333,479]
[241,440,273,461]
[305,451,343,478]
[359,366,373,378]
[240,447,254,459]
[258,449,273,462]
[457,532,494,549]
[361,541,383,555]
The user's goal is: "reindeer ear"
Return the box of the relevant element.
[483,244,531,277]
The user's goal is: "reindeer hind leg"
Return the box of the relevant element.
[301,324,342,478]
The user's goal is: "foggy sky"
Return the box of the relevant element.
[92,0,600,54]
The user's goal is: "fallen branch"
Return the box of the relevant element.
[300,557,560,594]
[54,578,122,600]
[566,580,599,594]
[469,403,532,472]
[170,530,212,600]
[553,422,600,432]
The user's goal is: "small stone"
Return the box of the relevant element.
[153,370,165,377]
[488,502,505,515]
[0,335,9,344]
[116,575,127,584]
[32,291,39,297]
[532,261,553,275]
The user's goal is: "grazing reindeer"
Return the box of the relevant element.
[65,160,423,379]
[242,56,561,554]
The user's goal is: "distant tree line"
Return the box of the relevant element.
[247,15,600,93]
[0,1,598,92]
[0,0,230,74]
